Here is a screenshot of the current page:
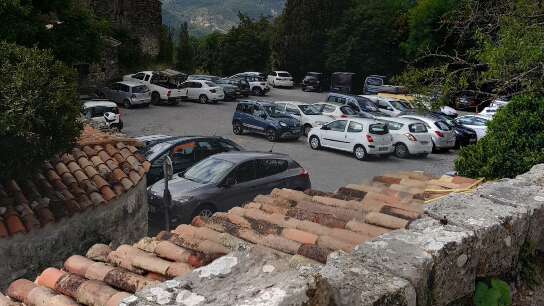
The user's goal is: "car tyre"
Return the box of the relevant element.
[394,143,410,159]
[199,95,209,104]
[233,122,244,135]
[151,92,160,105]
[192,204,216,220]
[303,125,312,136]
[309,136,321,150]
[354,145,367,161]
[266,129,278,142]
[123,99,132,109]
[252,87,264,96]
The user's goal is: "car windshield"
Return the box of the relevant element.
[145,142,172,160]
[183,158,236,184]
[132,85,149,93]
[355,97,378,112]
[299,104,321,115]
[278,73,291,77]
[390,101,409,111]
[263,105,287,117]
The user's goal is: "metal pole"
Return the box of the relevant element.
[163,156,173,231]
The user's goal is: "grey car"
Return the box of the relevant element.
[100,81,151,108]
[147,151,311,226]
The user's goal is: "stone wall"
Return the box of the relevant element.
[124,164,544,306]
[0,180,148,291]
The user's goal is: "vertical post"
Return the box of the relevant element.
[163,156,173,231]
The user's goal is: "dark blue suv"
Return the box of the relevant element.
[232,101,302,142]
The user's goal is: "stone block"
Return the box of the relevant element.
[319,251,416,306]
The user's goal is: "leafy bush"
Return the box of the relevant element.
[474,278,512,306]
[0,42,82,180]
[455,96,544,179]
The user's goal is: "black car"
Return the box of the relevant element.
[219,78,251,97]
[144,136,244,185]
[148,151,311,226]
[302,72,328,92]
[431,113,477,148]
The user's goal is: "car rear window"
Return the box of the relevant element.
[369,123,389,135]
[278,73,291,77]
[205,81,217,87]
[409,123,428,133]
[435,121,452,131]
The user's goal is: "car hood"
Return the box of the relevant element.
[150,175,208,199]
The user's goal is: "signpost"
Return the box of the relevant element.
[162,156,173,231]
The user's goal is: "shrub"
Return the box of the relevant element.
[474,278,512,306]
[455,96,544,179]
[0,42,82,180]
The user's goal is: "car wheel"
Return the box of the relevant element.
[309,136,321,150]
[266,129,278,142]
[151,92,160,105]
[354,145,367,161]
[394,143,410,158]
[123,99,132,109]
[192,204,216,220]
[252,87,263,96]
[199,95,209,104]
[233,122,243,135]
[303,125,312,136]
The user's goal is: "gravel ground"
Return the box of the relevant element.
[122,88,457,192]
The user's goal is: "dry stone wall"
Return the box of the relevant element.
[124,164,544,306]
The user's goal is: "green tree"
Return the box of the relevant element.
[0,42,82,180]
[325,0,413,78]
[271,0,350,79]
[176,22,195,72]
[158,26,175,64]
[194,32,224,75]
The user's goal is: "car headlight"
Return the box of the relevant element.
[279,122,287,127]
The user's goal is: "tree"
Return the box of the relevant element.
[158,26,175,64]
[194,32,224,75]
[0,42,82,180]
[271,0,350,80]
[176,22,195,72]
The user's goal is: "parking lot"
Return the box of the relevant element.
[122,88,457,192]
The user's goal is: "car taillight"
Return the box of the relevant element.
[404,133,417,142]
[340,114,348,118]
[435,131,444,138]
[210,89,217,93]
[366,135,374,143]
[299,169,309,178]
[167,90,171,97]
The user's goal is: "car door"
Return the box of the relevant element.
[320,120,349,150]
[250,105,268,133]
[285,104,303,122]
[345,120,365,149]
[170,141,197,174]
[253,159,291,194]
[218,160,259,211]
[108,83,120,102]
[119,84,130,102]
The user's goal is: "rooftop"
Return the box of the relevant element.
[0,171,483,305]
[0,127,150,239]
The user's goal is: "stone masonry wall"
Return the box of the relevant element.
[125,164,544,306]
[0,180,148,291]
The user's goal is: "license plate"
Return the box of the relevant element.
[379,147,389,152]
[420,141,429,145]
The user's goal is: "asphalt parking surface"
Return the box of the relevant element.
[122,88,457,192]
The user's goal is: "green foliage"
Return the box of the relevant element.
[176,22,195,72]
[455,96,544,179]
[519,241,542,289]
[158,26,175,64]
[0,42,82,180]
[474,278,512,306]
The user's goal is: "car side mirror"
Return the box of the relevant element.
[222,177,236,187]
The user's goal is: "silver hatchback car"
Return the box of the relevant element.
[100,81,151,108]
[399,114,456,151]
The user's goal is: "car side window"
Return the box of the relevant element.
[134,73,145,80]
[171,141,196,162]
[347,121,364,133]
[257,159,288,179]
[286,106,301,116]
[328,120,348,132]
[193,82,203,88]
[120,84,129,93]
[230,160,257,184]
[323,105,336,113]
[326,96,335,103]
[144,75,150,81]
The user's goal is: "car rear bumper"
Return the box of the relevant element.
[210,93,225,101]
[148,194,197,226]
[434,138,456,149]
[275,80,294,87]
[406,142,433,154]
[131,98,151,105]
[367,145,394,155]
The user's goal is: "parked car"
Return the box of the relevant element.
[430,112,478,148]
[308,118,394,160]
[372,97,412,117]
[230,72,266,79]
[179,80,224,104]
[364,75,406,95]
[144,136,244,185]
[267,71,294,88]
[274,101,333,136]
[188,75,239,101]
[99,81,151,108]
[330,72,362,94]
[326,93,386,117]
[454,115,489,140]
[123,71,185,105]
[376,117,433,158]
[399,114,457,152]
[160,69,188,87]
[230,74,270,96]
[135,135,182,153]
[147,151,311,225]
[302,72,327,92]
[218,78,250,97]
[232,101,302,142]
[82,100,123,130]
[313,102,364,120]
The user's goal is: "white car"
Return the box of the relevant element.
[82,100,123,130]
[399,114,456,151]
[229,72,270,96]
[376,117,433,158]
[312,102,362,120]
[179,80,225,104]
[479,107,498,118]
[454,115,490,140]
[373,98,412,117]
[267,71,294,88]
[274,101,333,135]
[123,71,186,105]
[308,118,394,161]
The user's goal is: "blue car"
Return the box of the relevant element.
[232,101,302,142]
